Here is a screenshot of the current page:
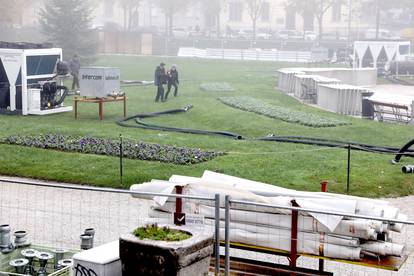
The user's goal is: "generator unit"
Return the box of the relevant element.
[0,42,72,115]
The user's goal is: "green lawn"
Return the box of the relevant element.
[1,55,413,198]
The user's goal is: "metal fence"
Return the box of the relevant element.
[1,177,414,275]
[223,196,414,276]
[0,178,221,275]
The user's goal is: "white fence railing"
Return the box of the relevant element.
[178,47,312,63]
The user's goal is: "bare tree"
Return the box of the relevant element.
[119,0,142,31]
[245,0,265,40]
[371,0,408,40]
[287,0,337,43]
[155,0,192,36]
[200,0,224,37]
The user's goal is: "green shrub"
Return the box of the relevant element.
[133,224,192,241]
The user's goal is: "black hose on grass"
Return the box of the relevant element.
[116,105,244,140]
[392,139,414,163]
[257,135,414,156]
[116,106,414,158]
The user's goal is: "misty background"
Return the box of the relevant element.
[0,0,413,60]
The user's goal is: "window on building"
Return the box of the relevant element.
[261,2,270,22]
[229,1,243,22]
[332,0,342,22]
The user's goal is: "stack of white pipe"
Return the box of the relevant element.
[130,171,407,261]
[317,84,372,115]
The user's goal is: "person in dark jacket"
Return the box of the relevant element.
[154,62,167,102]
[69,54,81,91]
[165,65,179,100]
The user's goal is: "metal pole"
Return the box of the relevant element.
[214,194,220,275]
[224,195,230,276]
[290,200,299,275]
[119,134,123,186]
[347,144,351,194]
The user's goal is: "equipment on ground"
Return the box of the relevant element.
[0,42,72,115]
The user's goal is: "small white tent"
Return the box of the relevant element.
[353,41,411,69]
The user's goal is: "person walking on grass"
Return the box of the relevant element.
[154,62,167,102]
[165,65,179,100]
[69,54,81,92]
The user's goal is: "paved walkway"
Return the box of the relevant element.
[0,176,413,275]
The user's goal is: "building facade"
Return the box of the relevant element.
[18,0,375,37]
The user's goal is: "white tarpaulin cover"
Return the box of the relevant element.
[130,171,407,261]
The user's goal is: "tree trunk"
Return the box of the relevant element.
[347,0,352,46]
[165,13,168,36]
[123,7,127,31]
[169,14,173,37]
[252,19,257,40]
[375,0,380,40]
[216,14,221,38]
[128,9,132,32]
[318,17,323,45]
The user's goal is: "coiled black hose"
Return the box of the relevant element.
[116,105,244,140]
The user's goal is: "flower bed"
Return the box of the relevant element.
[199,82,235,92]
[1,134,224,165]
[218,96,350,128]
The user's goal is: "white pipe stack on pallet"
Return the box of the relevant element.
[130,171,407,262]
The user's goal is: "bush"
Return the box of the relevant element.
[133,224,191,241]
[218,96,350,128]
[199,82,235,92]
[1,134,224,165]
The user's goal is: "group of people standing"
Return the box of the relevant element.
[154,62,180,102]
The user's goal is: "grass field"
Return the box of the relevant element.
[1,55,413,198]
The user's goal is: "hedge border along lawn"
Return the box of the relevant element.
[199,82,235,92]
[218,96,350,128]
[1,134,224,165]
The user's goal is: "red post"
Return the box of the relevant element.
[320,181,328,193]
[290,200,299,275]
[175,186,183,214]
[174,186,185,226]
[319,181,327,272]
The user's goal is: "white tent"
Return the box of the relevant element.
[353,41,411,69]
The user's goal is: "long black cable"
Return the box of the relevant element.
[116,105,414,158]
[116,105,244,140]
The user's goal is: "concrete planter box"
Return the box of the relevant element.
[120,226,214,276]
